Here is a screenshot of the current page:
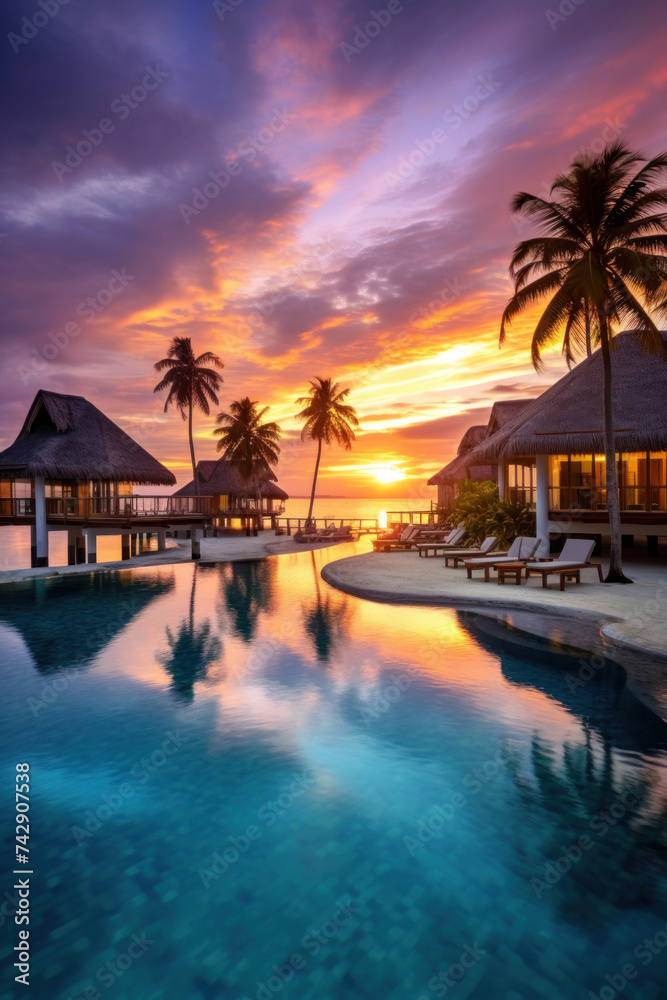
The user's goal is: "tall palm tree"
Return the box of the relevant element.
[296,377,359,522]
[500,142,667,582]
[153,337,224,495]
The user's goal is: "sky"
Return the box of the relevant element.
[1,0,666,497]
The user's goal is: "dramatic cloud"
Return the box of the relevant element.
[1,0,666,494]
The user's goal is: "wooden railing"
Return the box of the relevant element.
[0,496,212,520]
[385,509,441,525]
[222,502,286,516]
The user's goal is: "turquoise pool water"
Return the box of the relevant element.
[1,549,666,1000]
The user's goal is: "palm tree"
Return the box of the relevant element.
[214,396,281,491]
[500,142,667,582]
[296,377,359,522]
[214,397,281,535]
[153,337,224,495]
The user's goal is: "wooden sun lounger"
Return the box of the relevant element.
[373,525,420,552]
[525,560,604,590]
[524,539,603,590]
[416,528,467,556]
[464,537,540,581]
[442,537,498,567]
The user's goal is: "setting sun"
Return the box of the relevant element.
[372,465,407,484]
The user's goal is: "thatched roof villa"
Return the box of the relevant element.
[0,389,209,567]
[0,390,176,486]
[428,401,532,508]
[174,458,289,531]
[454,331,667,556]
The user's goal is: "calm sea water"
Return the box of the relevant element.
[1,545,666,999]
[0,498,431,571]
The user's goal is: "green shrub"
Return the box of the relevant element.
[447,479,535,548]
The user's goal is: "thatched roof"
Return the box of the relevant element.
[174,458,289,499]
[485,399,534,437]
[428,425,488,486]
[458,425,487,456]
[467,331,667,462]
[0,390,176,485]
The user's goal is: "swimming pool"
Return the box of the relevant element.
[1,547,666,1000]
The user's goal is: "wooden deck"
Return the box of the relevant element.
[0,496,211,529]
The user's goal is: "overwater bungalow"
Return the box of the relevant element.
[445,331,667,557]
[0,389,209,566]
[173,458,289,532]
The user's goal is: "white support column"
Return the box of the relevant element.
[536,454,550,557]
[497,459,506,500]
[33,475,48,567]
[191,527,202,560]
[157,529,166,552]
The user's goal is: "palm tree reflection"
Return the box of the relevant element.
[218,559,275,643]
[503,732,667,924]
[459,614,667,924]
[157,567,222,701]
[302,551,352,663]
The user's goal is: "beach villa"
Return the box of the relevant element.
[0,389,210,566]
[428,400,532,508]
[173,458,289,532]
[430,331,667,558]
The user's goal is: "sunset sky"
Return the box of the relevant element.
[2,0,666,496]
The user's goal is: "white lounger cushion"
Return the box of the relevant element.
[464,537,538,565]
[524,559,594,571]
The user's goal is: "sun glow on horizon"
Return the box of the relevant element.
[371,464,407,484]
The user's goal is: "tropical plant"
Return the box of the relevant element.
[500,141,667,582]
[153,337,224,495]
[296,377,359,522]
[214,397,281,505]
[447,479,534,547]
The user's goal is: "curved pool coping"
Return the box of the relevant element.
[322,552,667,725]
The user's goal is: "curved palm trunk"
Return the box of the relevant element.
[307,438,323,522]
[598,311,632,583]
[188,392,199,498]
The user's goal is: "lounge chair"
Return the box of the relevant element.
[329,525,356,541]
[464,536,539,581]
[413,523,457,541]
[524,539,603,590]
[416,526,468,557]
[373,524,421,552]
[442,536,498,567]
[294,522,336,543]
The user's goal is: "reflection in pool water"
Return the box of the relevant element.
[1,545,666,1000]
